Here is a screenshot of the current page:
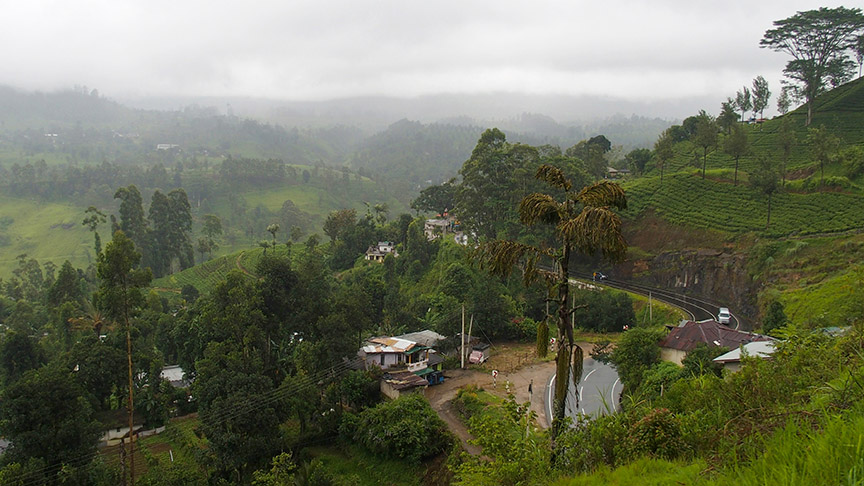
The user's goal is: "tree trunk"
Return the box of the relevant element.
[552,244,572,435]
[734,157,739,186]
[766,194,772,228]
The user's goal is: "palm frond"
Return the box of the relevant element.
[519,193,563,226]
[535,164,572,191]
[558,207,627,262]
[574,180,627,209]
[474,240,550,285]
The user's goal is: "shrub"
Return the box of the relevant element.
[622,408,684,460]
[353,394,451,463]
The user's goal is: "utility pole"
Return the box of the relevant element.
[461,304,465,369]
[649,291,653,323]
[126,317,135,486]
[467,314,474,365]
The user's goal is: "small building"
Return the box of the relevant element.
[394,330,446,348]
[658,319,773,366]
[380,371,428,399]
[160,365,192,388]
[712,341,776,373]
[606,167,631,179]
[424,219,451,240]
[365,241,398,262]
[358,332,446,392]
[359,336,430,372]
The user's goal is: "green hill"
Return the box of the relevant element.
[0,195,94,276]
[622,171,864,237]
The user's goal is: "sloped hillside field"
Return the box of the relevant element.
[623,172,864,237]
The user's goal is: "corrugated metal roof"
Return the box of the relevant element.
[713,341,776,363]
[394,330,445,347]
[384,371,428,390]
[362,336,417,354]
[659,320,773,352]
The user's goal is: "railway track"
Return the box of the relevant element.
[571,273,743,330]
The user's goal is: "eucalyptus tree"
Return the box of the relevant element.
[723,123,751,186]
[807,124,841,187]
[735,87,753,121]
[654,128,675,184]
[96,230,152,486]
[750,155,782,228]
[761,7,864,125]
[692,111,719,179]
[752,75,771,120]
[476,164,627,436]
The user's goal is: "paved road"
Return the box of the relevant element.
[547,356,622,421]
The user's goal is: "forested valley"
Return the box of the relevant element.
[3,7,864,485]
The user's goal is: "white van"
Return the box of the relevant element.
[718,308,731,325]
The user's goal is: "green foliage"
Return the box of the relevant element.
[536,319,549,358]
[353,394,451,463]
[571,289,635,333]
[680,343,726,378]
[622,408,684,460]
[0,365,101,477]
[761,6,864,125]
[762,300,788,333]
[609,327,665,392]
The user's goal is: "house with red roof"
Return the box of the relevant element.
[658,319,774,365]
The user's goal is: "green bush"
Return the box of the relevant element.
[622,408,684,460]
[352,394,451,463]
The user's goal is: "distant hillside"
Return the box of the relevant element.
[0,85,362,168]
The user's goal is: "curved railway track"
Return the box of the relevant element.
[571,273,743,330]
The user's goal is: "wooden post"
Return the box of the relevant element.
[461,304,465,369]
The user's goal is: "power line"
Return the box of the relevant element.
[12,358,363,486]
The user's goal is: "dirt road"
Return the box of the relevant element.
[424,343,595,454]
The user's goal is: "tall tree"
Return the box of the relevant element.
[167,189,195,270]
[723,123,751,186]
[735,87,753,121]
[750,155,782,228]
[654,128,675,184]
[692,111,719,179]
[777,116,797,183]
[751,75,771,120]
[476,165,627,437]
[807,124,841,187]
[776,86,792,115]
[856,34,864,78]
[96,230,152,486]
[717,97,740,134]
[114,185,149,253]
[411,178,458,215]
[201,213,223,259]
[760,7,864,125]
[624,148,652,175]
[82,206,107,257]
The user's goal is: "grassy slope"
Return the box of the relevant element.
[0,194,94,275]
[622,171,864,237]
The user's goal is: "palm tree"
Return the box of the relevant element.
[68,299,114,337]
[476,164,627,436]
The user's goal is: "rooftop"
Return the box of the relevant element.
[659,319,773,352]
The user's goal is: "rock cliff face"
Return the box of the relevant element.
[616,249,758,328]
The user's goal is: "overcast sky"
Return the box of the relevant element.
[0,1,854,111]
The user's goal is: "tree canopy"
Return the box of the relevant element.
[760,7,864,125]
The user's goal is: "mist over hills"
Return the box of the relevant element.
[120,90,689,139]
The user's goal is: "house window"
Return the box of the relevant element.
[380,354,385,365]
